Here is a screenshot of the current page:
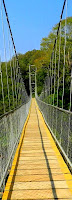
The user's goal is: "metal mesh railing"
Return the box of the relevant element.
[36,98,72,168]
[0,99,31,192]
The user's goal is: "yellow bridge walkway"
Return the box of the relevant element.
[2,99,72,199]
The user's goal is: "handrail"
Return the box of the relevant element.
[36,96,72,171]
[0,98,31,192]
[0,96,31,120]
[37,98,72,114]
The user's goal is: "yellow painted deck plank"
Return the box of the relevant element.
[2,99,72,200]
[10,168,65,175]
[9,174,66,182]
[9,180,70,190]
[10,189,72,199]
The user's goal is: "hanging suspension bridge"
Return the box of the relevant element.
[0,0,72,199]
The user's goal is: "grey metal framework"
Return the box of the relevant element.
[29,65,36,96]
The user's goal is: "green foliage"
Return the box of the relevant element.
[0,17,72,115]
[18,50,44,95]
[40,17,72,111]
[0,60,21,115]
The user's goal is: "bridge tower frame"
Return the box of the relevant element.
[29,65,37,97]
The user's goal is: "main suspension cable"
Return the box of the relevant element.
[2,0,19,64]
[51,0,67,60]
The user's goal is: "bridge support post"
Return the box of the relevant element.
[29,65,36,97]
[35,68,37,97]
[29,65,32,97]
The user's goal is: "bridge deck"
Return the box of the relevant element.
[2,99,72,199]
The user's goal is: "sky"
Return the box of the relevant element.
[1,0,72,55]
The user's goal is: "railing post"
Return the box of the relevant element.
[29,65,32,97]
[67,115,70,158]
[70,62,72,111]
[35,68,37,97]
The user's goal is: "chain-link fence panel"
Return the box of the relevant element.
[0,98,31,192]
[36,98,72,168]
